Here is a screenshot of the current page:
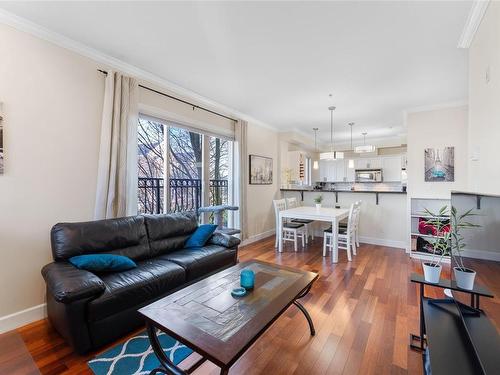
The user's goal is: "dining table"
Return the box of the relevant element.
[278,206,350,263]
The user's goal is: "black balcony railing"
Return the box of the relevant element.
[138,177,229,215]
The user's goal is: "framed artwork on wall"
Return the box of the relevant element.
[424,147,454,182]
[249,154,273,185]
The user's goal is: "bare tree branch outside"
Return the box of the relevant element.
[137,118,230,220]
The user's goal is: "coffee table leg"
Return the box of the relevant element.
[294,285,316,336]
[293,300,316,336]
[147,322,187,375]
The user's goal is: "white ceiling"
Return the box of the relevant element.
[0,1,471,145]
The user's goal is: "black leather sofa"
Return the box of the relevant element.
[41,212,240,354]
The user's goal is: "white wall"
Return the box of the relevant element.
[452,193,500,261]
[468,1,500,195]
[0,23,105,326]
[245,125,280,242]
[0,23,280,330]
[406,105,469,199]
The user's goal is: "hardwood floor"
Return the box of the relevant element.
[3,237,500,374]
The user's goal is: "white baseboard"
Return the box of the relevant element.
[241,229,275,247]
[461,249,500,262]
[0,303,47,333]
[358,236,406,250]
[241,229,406,250]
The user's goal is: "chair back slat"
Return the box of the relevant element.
[346,203,357,234]
[286,197,299,209]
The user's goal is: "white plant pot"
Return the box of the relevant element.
[422,262,442,283]
[315,203,322,210]
[454,267,476,290]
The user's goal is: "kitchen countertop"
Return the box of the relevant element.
[280,188,406,194]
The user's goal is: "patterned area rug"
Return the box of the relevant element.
[88,330,193,375]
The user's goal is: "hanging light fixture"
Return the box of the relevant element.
[355,132,376,153]
[348,122,355,168]
[312,127,319,169]
[320,106,344,160]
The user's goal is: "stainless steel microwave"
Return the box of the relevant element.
[355,169,383,182]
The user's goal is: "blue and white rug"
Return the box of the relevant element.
[88,330,193,375]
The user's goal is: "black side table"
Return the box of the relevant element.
[409,272,494,351]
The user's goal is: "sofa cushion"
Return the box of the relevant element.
[143,212,199,257]
[69,254,137,272]
[159,245,237,281]
[87,259,186,322]
[185,224,218,248]
[51,216,150,262]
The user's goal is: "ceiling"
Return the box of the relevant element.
[0,1,471,145]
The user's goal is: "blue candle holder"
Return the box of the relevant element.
[240,269,255,290]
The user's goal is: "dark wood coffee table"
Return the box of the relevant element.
[139,260,318,375]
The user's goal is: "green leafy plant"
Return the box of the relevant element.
[314,195,323,204]
[422,206,451,266]
[422,205,481,269]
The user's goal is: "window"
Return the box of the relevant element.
[137,116,233,224]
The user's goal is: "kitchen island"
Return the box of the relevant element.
[280,188,407,249]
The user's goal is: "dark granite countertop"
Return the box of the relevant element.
[280,188,406,194]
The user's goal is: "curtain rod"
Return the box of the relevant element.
[97,69,238,122]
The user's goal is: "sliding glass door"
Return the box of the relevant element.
[137,116,233,223]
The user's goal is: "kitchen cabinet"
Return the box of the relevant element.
[319,160,334,181]
[345,161,355,182]
[334,160,346,182]
[382,156,402,181]
[355,158,381,170]
[319,154,406,182]
[319,159,346,181]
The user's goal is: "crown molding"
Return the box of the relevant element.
[457,0,490,48]
[0,8,278,131]
[403,100,468,115]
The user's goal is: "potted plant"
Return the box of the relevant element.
[450,206,481,290]
[421,206,451,283]
[314,195,323,209]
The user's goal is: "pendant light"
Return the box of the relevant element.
[348,122,355,168]
[355,132,376,153]
[320,106,344,160]
[312,127,319,169]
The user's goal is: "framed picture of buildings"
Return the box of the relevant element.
[249,154,273,185]
[424,146,454,182]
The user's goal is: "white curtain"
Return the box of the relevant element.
[235,120,248,240]
[94,71,139,219]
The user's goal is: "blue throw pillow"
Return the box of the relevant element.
[185,224,218,248]
[69,254,137,272]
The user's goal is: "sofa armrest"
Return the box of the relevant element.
[41,262,105,304]
[207,232,241,248]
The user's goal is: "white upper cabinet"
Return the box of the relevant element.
[319,160,334,181]
[345,160,356,182]
[334,160,346,182]
[318,154,406,182]
[381,156,402,181]
[354,157,381,170]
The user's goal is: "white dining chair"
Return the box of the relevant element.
[353,200,362,251]
[339,200,362,254]
[323,203,357,261]
[285,197,313,243]
[273,199,307,252]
